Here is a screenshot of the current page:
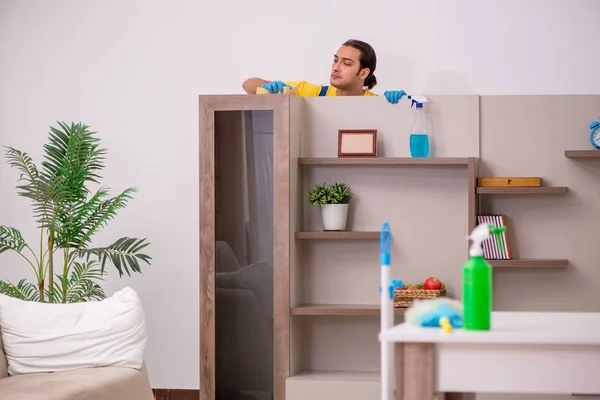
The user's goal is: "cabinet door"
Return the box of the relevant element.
[201,97,291,400]
[214,110,274,400]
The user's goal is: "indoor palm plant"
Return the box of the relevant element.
[308,182,352,231]
[0,121,151,303]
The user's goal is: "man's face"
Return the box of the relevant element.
[330,45,369,89]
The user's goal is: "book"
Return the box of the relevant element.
[476,215,513,260]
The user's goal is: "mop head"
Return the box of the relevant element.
[405,298,463,331]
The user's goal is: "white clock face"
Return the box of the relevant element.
[594,128,600,145]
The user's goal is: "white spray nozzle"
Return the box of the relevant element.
[408,95,428,108]
[466,223,506,257]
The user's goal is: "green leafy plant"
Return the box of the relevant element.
[308,182,352,207]
[0,121,151,303]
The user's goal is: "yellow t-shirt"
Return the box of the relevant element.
[283,81,376,97]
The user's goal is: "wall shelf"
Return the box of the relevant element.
[295,231,379,240]
[565,150,600,158]
[287,371,380,400]
[291,304,407,316]
[298,157,473,166]
[489,258,568,268]
[476,186,567,194]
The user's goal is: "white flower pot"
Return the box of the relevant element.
[321,204,349,231]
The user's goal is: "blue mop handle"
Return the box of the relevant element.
[380,222,391,266]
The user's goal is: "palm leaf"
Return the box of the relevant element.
[69,280,106,303]
[4,147,39,184]
[0,226,27,254]
[44,285,64,304]
[52,260,106,303]
[41,121,106,196]
[3,153,71,232]
[54,187,110,249]
[38,121,112,247]
[57,187,138,249]
[3,147,57,229]
[26,175,71,230]
[0,279,40,301]
[76,237,151,277]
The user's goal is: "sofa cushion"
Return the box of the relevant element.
[0,286,146,375]
[0,365,154,400]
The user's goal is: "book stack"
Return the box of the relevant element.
[477,215,512,260]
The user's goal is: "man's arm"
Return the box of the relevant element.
[242,78,270,94]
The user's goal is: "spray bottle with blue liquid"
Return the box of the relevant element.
[408,95,430,158]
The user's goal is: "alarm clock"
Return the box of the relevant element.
[590,117,600,149]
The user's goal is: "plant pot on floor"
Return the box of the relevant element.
[321,203,349,231]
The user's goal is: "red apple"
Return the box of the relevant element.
[423,277,442,290]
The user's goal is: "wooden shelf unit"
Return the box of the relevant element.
[199,95,575,400]
[476,176,568,268]
[291,304,407,316]
[294,156,480,328]
[565,150,600,158]
[489,258,568,268]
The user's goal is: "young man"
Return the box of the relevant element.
[242,39,407,104]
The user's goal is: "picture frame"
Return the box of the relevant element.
[338,129,377,157]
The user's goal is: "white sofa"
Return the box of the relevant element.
[0,285,156,400]
[0,323,155,400]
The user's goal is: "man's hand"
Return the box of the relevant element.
[384,90,407,104]
[262,81,291,94]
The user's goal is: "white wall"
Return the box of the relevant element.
[0,0,598,390]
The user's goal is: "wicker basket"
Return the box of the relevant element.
[394,288,446,308]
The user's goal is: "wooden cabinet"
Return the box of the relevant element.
[199,93,579,400]
[199,95,297,400]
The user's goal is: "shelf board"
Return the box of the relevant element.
[288,370,380,382]
[298,157,472,166]
[287,371,380,400]
[476,186,567,194]
[490,258,568,268]
[565,150,600,158]
[295,231,379,240]
[291,304,407,316]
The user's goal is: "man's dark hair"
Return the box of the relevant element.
[343,39,377,89]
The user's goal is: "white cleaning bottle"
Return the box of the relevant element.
[408,95,429,158]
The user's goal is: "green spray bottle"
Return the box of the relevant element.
[462,223,506,331]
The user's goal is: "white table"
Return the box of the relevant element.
[379,311,600,400]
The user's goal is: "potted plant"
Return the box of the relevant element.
[0,121,151,303]
[308,182,352,231]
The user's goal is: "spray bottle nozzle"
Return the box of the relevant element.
[466,223,506,257]
[408,95,428,108]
